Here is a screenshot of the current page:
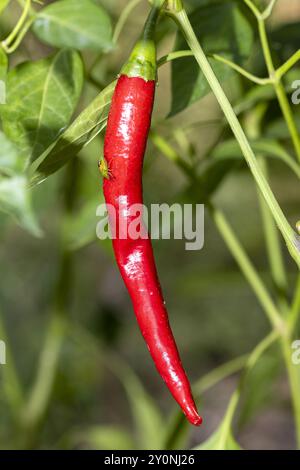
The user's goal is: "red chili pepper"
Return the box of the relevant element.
[101,7,202,426]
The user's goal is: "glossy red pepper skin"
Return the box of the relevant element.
[103,74,202,426]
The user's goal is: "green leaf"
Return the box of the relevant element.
[266,116,300,140]
[238,353,280,428]
[0,0,9,15]
[170,0,254,115]
[0,175,41,236]
[30,81,116,184]
[71,425,135,450]
[33,0,113,52]
[0,131,23,175]
[109,356,164,450]
[63,195,104,251]
[234,84,275,116]
[195,426,242,450]
[0,49,83,167]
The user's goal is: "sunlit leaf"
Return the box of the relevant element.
[33,0,113,52]
[0,49,83,166]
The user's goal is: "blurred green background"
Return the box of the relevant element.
[0,0,299,450]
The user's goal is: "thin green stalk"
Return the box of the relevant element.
[281,338,300,448]
[253,9,300,444]
[257,13,300,161]
[276,50,300,80]
[157,49,193,67]
[209,204,285,333]
[1,0,31,49]
[150,130,195,178]
[244,107,288,313]
[113,0,143,44]
[220,330,279,443]
[193,330,279,450]
[212,54,272,86]
[256,160,289,313]
[194,355,248,397]
[3,18,33,54]
[261,0,278,20]
[243,0,261,18]
[246,329,279,371]
[166,5,300,268]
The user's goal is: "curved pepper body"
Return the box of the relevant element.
[103,75,202,426]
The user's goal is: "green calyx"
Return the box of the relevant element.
[121,6,160,81]
[121,38,157,81]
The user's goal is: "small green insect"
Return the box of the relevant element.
[98,158,111,179]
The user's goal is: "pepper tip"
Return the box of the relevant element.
[184,403,203,426]
[188,413,203,427]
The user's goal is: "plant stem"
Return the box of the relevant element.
[221,330,279,443]
[1,0,31,49]
[256,159,289,312]
[3,19,33,54]
[211,54,272,86]
[157,50,193,67]
[276,50,300,80]
[150,131,194,178]
[281,337,300,448]
[254,10,300,162]
[198,330,279,450]
[261,0,278,20]
[194,355,248,397]
[209,204,285,332]
[254,9,300,446]
[113,0,143,44]
[244,107,288,313]
[166,7,300,268]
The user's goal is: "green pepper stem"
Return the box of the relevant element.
[121,6,160,81]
